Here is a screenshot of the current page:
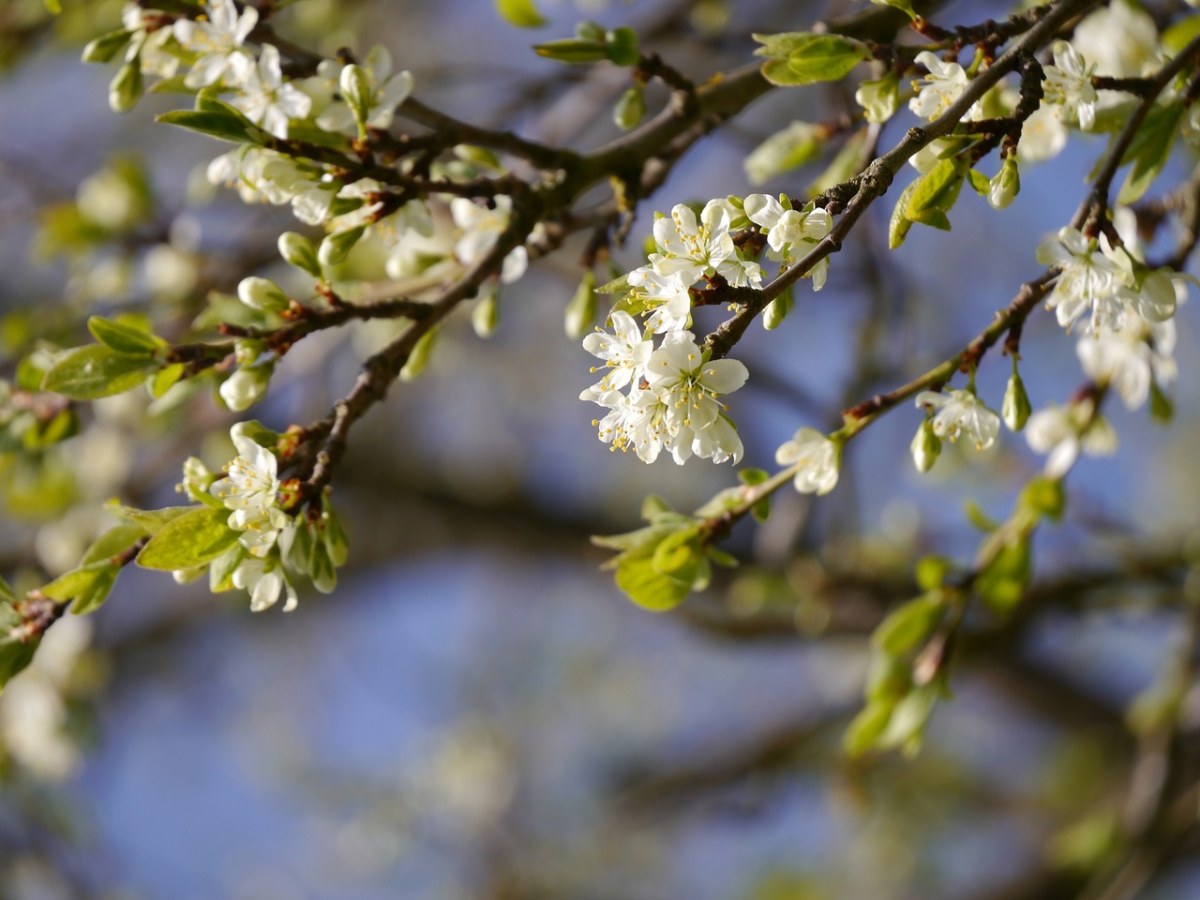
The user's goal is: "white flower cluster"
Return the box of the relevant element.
[209,424,299,611]
[581,195,836,467]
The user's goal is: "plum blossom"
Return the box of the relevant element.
[908,51,982,122]
[317,47,414,134]
[626,268,693,334]
[173,0,257,88]
[1077,317,1176,410]
[210,423,293,558]
[650,201,762,288]
[1036,227,1126,334]
[450,196,528,284]
[1042,41,1098,130]
[914,389,1001,450]
[775,428,840,495]
[744,193,832,289]
[580,311,653,399]
[231,556,298,613]
[1025,401,1117,478]
[644,332,749,435]
[229,45,313,140]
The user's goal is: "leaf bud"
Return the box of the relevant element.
[613,85,645,131]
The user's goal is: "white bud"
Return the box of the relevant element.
[237,276,289,313]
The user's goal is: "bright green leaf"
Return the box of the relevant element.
[42,345,160,399]
[136,506,239,571]
[496,0,546,27]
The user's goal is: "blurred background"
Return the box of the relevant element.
[2,0,1200,897]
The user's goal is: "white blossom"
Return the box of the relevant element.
[744,193,832,289]
[775,428,840,495]
[626,268,693,334]
[1042,41,1098,130]
[914,389,1001,450]
[644,331,749,436]
[1071,2,1160,78]
[580,311,653,399]
[649,201,762,288]
[1017,105,1069,163]
[228,45,313,140]
[173,0,257,89]
[908,51,981,122]
[317,47,414,134]
[231,556,298,613]
[1025,401,1118,478]
[1035,227,1126,334]
[210,424,292,558]
[450,196,528,284]
[1077,317,1175,410]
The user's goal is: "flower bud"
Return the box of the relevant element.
[911,418,941,473]
[180,456,215,503]
[988,156,1020,210]
[471,285,500,339]
[564,270,598,340]
[277,232,321,277]
[318,227,364,268]
[1002,371,1031,431]
[339,63,373,133]
[108,60,144,113]
[614,85,645,131]
[400,326,439,381]
[83,29,133,64]
[237,276,289,313]
[854,73,900,124]
[763,287,793,331]
[219,363,273,412]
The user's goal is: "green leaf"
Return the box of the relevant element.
[87,315,162,355]
[871,0,916,18]
[150,363,186,399]
[975,538,1031,613]
[82,29,133,64]
[107,503,200,533]
[914,556,951,592]
[42,345,160,399]
[888,179,920,249]
[136,506,239,571]
[844,699,895,758]
[967,168,991,196]
[44,0,62,13]
[873,595,945,656]
[533,38,607,63]
[1163,14,1200,55]
[605,27,639,67]
[753,32,870,86]
[1117,103,1184,205]
[496,0,546,27]
[878,683,939,754]
[1020,476,1065,520]
[614,543,694,612]
[905,158,966,222]
[156,109,259,145]
[82,523,146,565]
[70,569,118,616]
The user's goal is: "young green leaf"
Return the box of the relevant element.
[136,507,240,571]
[87,315,163,355]
[496,0,546,27]
[42,345,160,399]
